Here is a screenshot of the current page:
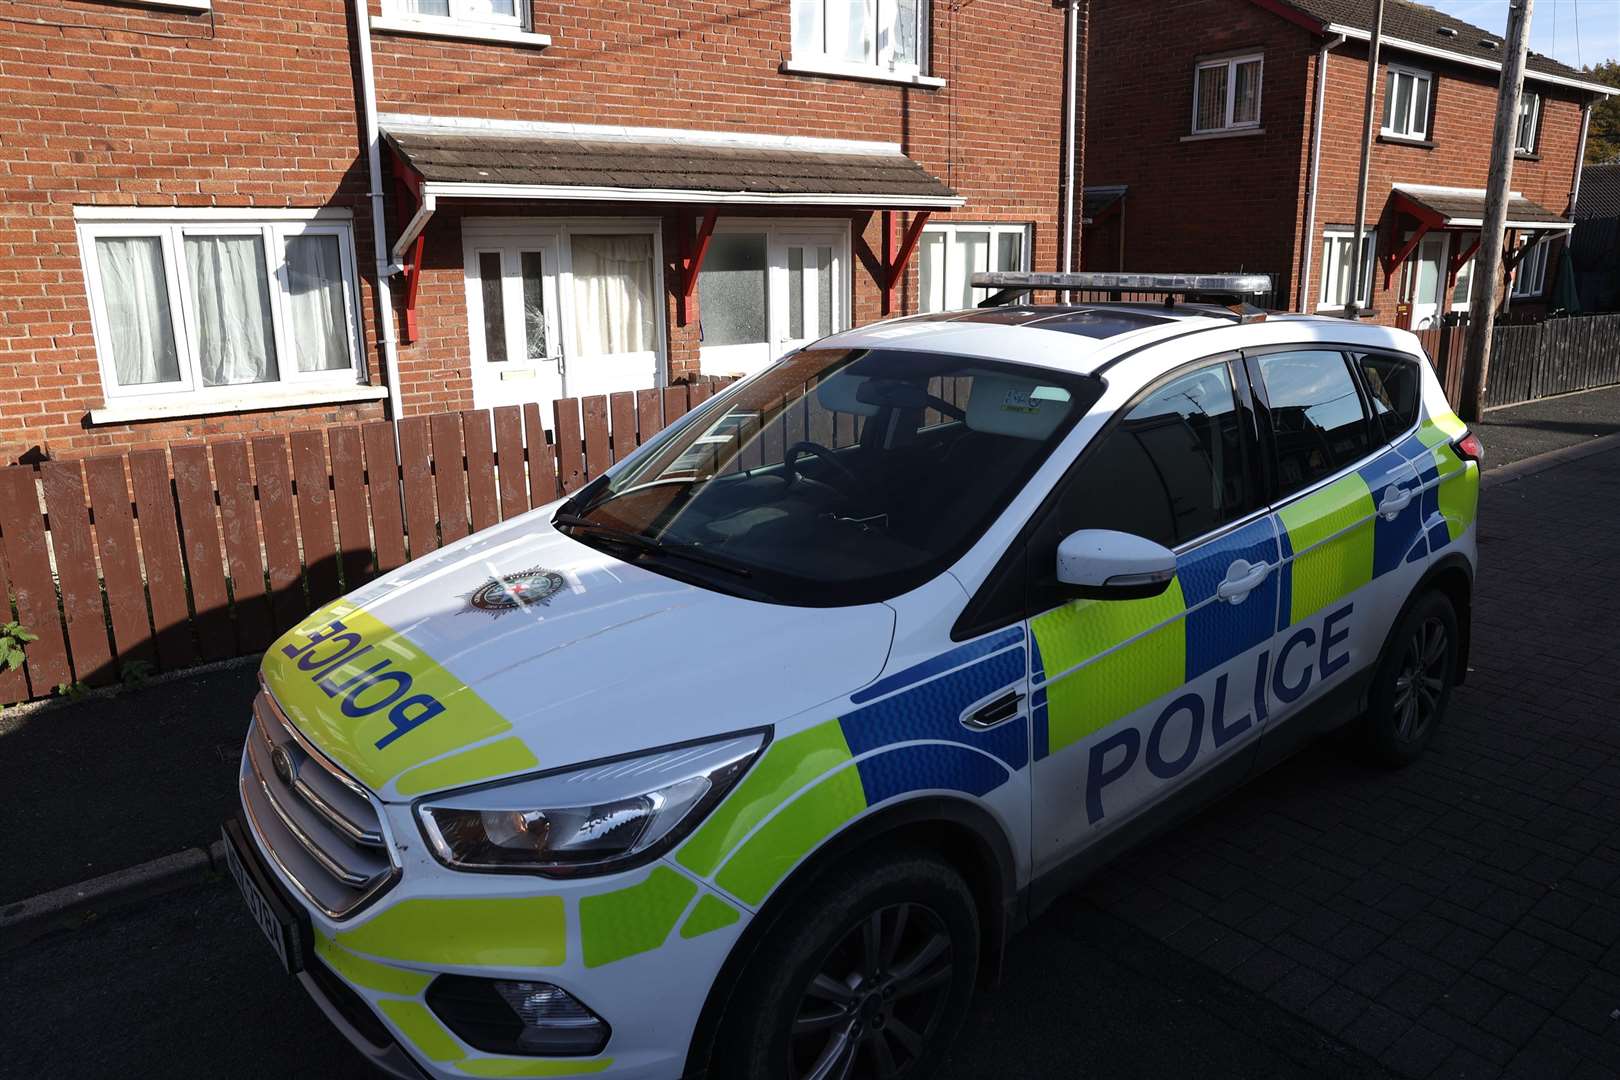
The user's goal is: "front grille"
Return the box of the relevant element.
[240,682,398,918]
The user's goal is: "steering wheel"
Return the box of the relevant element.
[783,441,867,500]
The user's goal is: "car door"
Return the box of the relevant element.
[1244,346,1428,770]
[1026,355,1281,879]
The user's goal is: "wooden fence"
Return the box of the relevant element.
[0,378,731,705]
[1416,313,1620,411]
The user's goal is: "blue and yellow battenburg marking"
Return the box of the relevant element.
[674,629,1029,916]
[262,599,537,791]
[1030,409,1476,764]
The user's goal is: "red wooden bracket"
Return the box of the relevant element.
[1383,222,1431,290]
[1447,234,1481,288]
[880,210,932,316]
[403,231,425,344]
[675,208,719,328]
[391,150,427,344]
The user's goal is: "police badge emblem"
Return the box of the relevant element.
[464,567,567,616]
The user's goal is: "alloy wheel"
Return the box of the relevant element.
[788,902,955,1080]
[1392,615,1448,742]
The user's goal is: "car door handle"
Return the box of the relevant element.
[1378,485,1414,520]
[1216,560,1272,603]
[964,690,1024,730]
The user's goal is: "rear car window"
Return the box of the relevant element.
[1353,351,1421,442]
[1253,349,1371,496]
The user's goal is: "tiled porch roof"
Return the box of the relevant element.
[384,126,962,208]
[1394,185,1571,231]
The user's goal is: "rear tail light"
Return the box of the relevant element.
[1453,431,1484,464]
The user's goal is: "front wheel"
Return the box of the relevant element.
[712,848,980,1080]
[1361,589,1460,766]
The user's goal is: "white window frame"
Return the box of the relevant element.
[381,0,527,32]
[1511,236,1551,298]
[76,211,367,411]
[1191,53,1264,134]
[1382,63,1433,141]
[1515,91,1542,154]
[1449,232,1479,312]
[1318,228,1377,311]
[790,0,930,79]
[917,222,1032,313]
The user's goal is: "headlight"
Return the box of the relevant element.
[417,732,764,877]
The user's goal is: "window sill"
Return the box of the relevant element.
[89,384,389,426]
[1180,127,1265,143]
[124,0,210,10]
[369,15,551,49]
[780,59,945,89]
[1514,151,1541,162]
[1377,133,1435,149]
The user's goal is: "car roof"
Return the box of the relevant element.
[815,304,1424,379]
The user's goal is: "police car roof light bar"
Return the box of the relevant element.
[971,271,1273,320]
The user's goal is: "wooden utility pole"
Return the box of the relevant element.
[1346,0,1385,318]
[1460,0,1535,422]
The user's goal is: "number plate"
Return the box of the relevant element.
[222,819,306,975]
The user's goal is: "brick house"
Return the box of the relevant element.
[0,1,1077,461]
[1081,0,1614,329]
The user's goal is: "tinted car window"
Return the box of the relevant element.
[1353,352,1421,442]
[1047,360,1250,552]
[1254,349,1371,495]
[562,347,1101,607]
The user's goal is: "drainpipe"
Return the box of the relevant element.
[1062,0,1082,277]
[1298,33,1346,311]
[352,0,406,424]
[1571,100,1593,210]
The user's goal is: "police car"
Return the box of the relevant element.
[224,271,1480,1080]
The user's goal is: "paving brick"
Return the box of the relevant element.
[1384,1024,1458,1080]
[1343,1002,1415,1059]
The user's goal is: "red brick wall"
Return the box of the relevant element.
[1307,42,1588,323]
[0,0,384,461]
[371,0,1067,410]
[1081,0,1316,304]
[0,1,1068,457]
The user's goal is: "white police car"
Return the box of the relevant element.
[225,272,1480,1080]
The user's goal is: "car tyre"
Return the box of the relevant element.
[710,847,979,1080]
[1361,589,1459,767]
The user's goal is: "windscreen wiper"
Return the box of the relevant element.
[552,513,753,578]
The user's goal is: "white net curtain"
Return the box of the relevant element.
[570,234,656,357]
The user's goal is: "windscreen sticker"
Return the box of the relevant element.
[263,600,516,790]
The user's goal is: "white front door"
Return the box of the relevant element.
[774,235,842,357]
[698,221,848,378]
[465,236,565,414]
[1403,232,1448,330]
[465,220,666,413]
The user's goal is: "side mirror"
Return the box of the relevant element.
[1056,529,1177,601]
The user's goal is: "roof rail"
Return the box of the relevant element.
[971,271,1273,322]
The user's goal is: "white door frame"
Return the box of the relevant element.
[462,216,669,409]
[1402,230,1449,331]
[699,217,851,377]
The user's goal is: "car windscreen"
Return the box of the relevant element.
[557,347,1101,607]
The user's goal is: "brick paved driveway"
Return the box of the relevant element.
[1075,448,1620,1079]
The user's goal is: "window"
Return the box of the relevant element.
[1192,54,1263,133]
[1352,352,1420,442]
[1052,361,1252,551]
[79,214,363,407]
[1252,350,1372,494]
[697,222,848,377]
[1512,237,1551,298]
[383,0,526,31]
[565,347,1099,606]
[1319,229,1376,310]
[791,0,928,75]
[570,233,657,357]
[918,223,1031,313]
[1515,91,1541,154]
[1382,64,1433,140]
[1450,233,1478,311]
